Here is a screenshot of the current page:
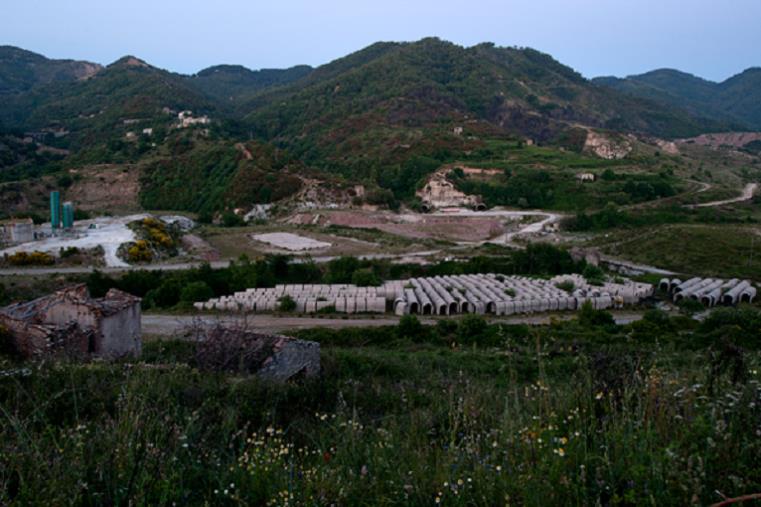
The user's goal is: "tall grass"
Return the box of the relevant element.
[1,317,760,505]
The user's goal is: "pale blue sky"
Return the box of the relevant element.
[4,0,760,81]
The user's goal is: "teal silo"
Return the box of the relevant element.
[62,201,74,229]
[50,191,61,230]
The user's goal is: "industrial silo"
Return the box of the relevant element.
[62,201,74,229]
[50,191,61,230]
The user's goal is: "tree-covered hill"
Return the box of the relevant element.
[240,38,729,171]
[594,67,761,130]
[187,64,313,104]
[0,46,102,95]
[0,56,218,149]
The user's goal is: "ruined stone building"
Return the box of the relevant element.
[0,284,141,358]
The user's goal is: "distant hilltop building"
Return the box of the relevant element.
[177,110,210,128]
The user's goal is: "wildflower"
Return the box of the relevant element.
[496,465,502,472]
[595,392,604,400]
[558,448,565,457]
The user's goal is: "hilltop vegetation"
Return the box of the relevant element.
[0,39,757,218]
[0,46,101,95]
[139,138,304,214]
[595,67,761,130]
[188,64,313,103]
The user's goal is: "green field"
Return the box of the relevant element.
[594,224,761,279]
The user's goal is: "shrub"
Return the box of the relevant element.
[456,314,489,344]
[221,211,245,227]
[555,280,575,293]
[278,295,297,312]
[577,301,615,328]
[5,251,55,266]
[351,268,381,287]
[180,281,214,303]
[127,240,153,263]
[397,315,425,341]
[582,264,605,285]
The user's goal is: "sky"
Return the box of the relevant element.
[4,0,761,82]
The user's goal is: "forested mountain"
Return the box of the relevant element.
[0,56,217,148]
[187,64,312,104]
[0,46,101,95]
[0,39,757,215]
[238,38,729,172]
[594,68,761,130]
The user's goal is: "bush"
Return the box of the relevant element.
[577,301,615,328]
[180,281,214,303]
[555,280,575,293]
[677,298,705,316]
[5,251,55,266]
[582,264,605,285]
[351,268,381,287]
[397,315,425,341]
[221,211,245,227]
[456,314,489,344]
[278,295,297,312]
[126,241,153,263]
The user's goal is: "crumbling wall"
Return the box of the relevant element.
[100,304,142,357]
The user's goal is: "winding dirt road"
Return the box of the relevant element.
[687,182,757,208]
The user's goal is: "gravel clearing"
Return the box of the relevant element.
[1,214,147,267]
[252,232,332,251]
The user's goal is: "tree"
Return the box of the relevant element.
[180,281,214,303]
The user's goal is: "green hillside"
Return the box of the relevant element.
[187,64,312,104]
[0,46,102,95]
[594,67,761,130]
[241,38,728,173]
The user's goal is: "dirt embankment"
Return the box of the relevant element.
[288,210,504,242]
[677,132,761,149]
[66,165,140,212]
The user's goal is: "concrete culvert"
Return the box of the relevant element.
[422,302,432,315]
[659,278,670,292]
[449,302,458,314]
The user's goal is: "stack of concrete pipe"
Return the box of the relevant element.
[194,274,654,316]
[658,277,756,306]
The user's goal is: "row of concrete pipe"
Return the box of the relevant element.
[391,274,651,316]
[659,277,757,306]
[195,274,654,316]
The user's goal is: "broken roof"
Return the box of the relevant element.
[0,284,140,322]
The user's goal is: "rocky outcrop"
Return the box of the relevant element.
[417,169,485,210]
[583,131,632,159]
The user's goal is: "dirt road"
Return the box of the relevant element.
[430,208,562,245]
[142,311,645,336]
[687,182,757,208]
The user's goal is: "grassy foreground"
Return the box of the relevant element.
[1,308,760,505]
